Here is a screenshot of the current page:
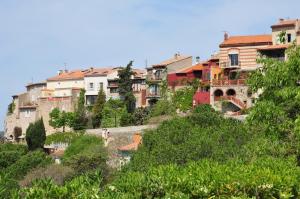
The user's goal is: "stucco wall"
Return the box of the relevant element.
[47,79,84,90]
[219,45,269,69]
[84,76,109,96]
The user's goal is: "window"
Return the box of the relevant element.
[89,83,94,90]
[25,110,31,118]
[110,88,118,93]
[229,54,239,66]
[287,33,292,43]
[99,82,103,90]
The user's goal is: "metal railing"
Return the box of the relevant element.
[212,79,246,86]
[220,61,241,68]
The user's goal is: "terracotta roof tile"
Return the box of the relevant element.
[47,70,89,81]
[153,55,192,67]
[220,35,272,47]
[84,67,117,77]
[118,133,142,151]
[176,63,205,74]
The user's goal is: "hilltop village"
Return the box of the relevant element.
[4,18,300,139]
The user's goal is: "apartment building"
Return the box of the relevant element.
[146,53,193,105]
[211,18,300,114]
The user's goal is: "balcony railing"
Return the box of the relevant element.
[147,75,163,81]
[220,61,241,68]
[212,79,246,86]
[146,90,161,98]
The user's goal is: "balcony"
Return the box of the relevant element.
[107,82,118,88]
[220,61,241,69]
[147,74,163,82]
[212,79,246,86]
[146,90,161,98]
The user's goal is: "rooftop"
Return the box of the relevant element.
[220,35,272,47]
[153,54,192,67]
[47,69,90,81]
[271,19,299,28]
[84,67,118,77]
[176,63,206,74]
[26,81,47,88]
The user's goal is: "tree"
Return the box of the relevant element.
[92,88,106,128]
[49,108,74,132]
[73,89,88,130]
[25,119,46,150]
[247,44,300,139]
[7,102,15,115]
[118,61,136,113]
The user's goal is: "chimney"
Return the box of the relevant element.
[195,56,200,64]
[174,53,178,59]
[58,70,64,75]
[90,67,94,72]
[279,18,284,22]
[224,32,229,41]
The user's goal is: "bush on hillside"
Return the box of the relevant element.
[16,170,103,198]
[5,150,52,180]
[0,143,28,170]
[63,135,107,175]
[103,157,300,198]
[45,131,83,145]
[126,105,250,172]
[19,164,74,187]
[172,87,196,112]
[150,99,176,117]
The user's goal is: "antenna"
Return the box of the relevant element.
[64,63,67,71]
[145,59,148,68]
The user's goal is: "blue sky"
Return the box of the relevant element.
[1,0,299,130]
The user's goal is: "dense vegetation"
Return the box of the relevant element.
[2,45,300,198]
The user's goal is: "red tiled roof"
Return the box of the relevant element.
[220,35,272,47]
[175,63,205,74]
[84,67,118,77]
[153,55,192,67]
[118,133,142,151]
[47,70,89,81]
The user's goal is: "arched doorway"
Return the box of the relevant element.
[226,89,236,96]
[214,89,224,101]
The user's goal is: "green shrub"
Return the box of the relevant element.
[103,157,300,198]
[0,151,24,170]
[5,150,52,180]
[172,87,195,112]
[150,99,176,117]
[127,105,249,171]
[19,164,74,187]
[17,170,103,199]
[45,132,82,145]
[0,143,28,154]
[63,135,107,175]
